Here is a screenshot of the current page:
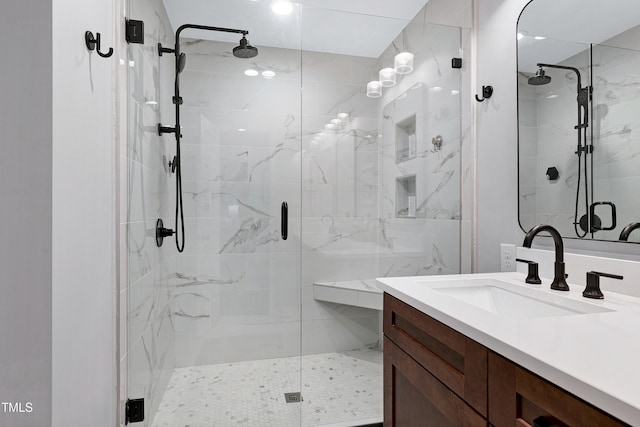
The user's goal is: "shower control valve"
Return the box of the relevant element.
[155,218,175,247]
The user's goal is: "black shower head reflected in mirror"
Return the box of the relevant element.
[233,36,259,58]
[528,67,551,85]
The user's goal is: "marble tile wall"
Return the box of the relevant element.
[121,0,176,424]
[303,16,468,354]
[591,41,640,242]
[518,72,539,233]
[173,38,303,366]
[169,8,468,366]
[376,21,466,275]
[518,48,591,237]
[299,44,383,355]
[518,31,640,242]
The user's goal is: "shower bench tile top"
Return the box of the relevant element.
[313,280,382,310]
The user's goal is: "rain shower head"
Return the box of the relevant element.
[177,53,187,73]
[233,36,259,59]
[528,67,551,85]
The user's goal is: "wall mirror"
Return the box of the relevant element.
[517,0,640,243]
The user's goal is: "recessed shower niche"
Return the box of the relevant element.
[396,175,417,218]
[395,114,417,162]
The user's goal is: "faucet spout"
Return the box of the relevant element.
[619,222,640,241]
[522,224,569,291]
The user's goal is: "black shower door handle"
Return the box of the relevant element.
[281,201,288,240]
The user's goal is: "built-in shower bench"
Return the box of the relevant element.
[313,279,382,310]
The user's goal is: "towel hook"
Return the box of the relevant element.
[475,85,493,102]
[85,31,113,58]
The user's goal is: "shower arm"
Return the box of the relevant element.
[176,24,247,39]
[537,62,590,129]
[172,25,249,109]
[171,25,249,67]
[537,63,583,89]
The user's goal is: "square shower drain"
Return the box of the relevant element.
[284,392,303,403]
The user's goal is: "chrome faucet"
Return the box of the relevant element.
[619,222,640,241]
[522,224,569,291]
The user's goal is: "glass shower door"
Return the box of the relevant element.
[299,5,464,425]
[125,0,303,425]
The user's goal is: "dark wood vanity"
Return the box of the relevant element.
[383,293,628,426]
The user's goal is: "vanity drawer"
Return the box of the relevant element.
[384,293,487,416]
[384,337,487,426]
[488,351,628,427]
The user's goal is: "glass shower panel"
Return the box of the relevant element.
[125,0,177,424]
[591,41,640,242]
[300,6,463,424]
[126,0,303,425]
[379,22,464,277]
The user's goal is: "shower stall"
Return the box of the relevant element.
[122,0,470,425]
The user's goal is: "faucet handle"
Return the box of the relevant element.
[516,258,542,285]
[583,271,623,299]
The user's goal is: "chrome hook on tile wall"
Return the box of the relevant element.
[475,85,493,102]
[85,31,113,58]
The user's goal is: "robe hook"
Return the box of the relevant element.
[85,31,113,58]
[475,85,493,102]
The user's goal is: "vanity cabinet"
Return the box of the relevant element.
[384,337,487,426]
[383,293,628,427]
[383,293,488,426]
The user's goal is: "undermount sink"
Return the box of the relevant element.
[424,278,613,319]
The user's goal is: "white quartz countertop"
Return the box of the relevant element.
[376,272,640,425]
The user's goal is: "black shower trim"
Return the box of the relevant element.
[158,24,257,253]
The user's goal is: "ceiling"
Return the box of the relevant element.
[518,0,640,72]
[161,0,430,58]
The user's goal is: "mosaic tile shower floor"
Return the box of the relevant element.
[151,348,383,427]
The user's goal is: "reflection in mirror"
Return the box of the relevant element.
[517,0,640,243]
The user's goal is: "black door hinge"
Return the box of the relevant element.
[125,398,144,424]
[126,19,144,44]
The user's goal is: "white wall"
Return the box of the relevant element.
[52,0,117,425]
[474,0,528,272]
[2,0,119,425]
[0,2,52,426]
[474,0,640,272]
